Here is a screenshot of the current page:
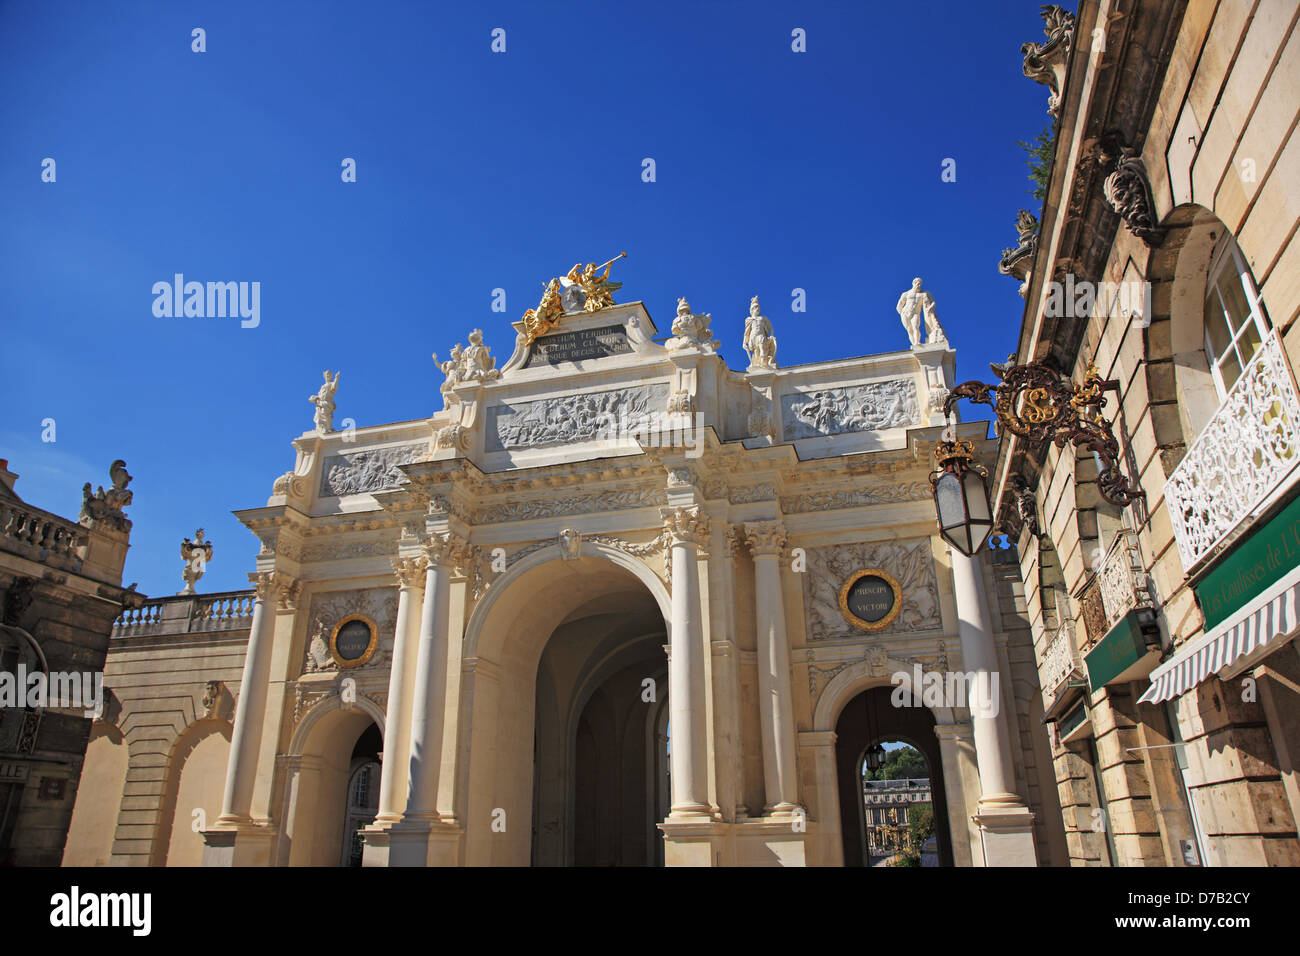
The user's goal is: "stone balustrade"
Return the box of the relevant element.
[0,499,85,567]
[113,589,255,636]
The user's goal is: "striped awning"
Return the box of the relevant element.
[1139,564,1300,704]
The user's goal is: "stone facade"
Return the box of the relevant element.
[0,459,139,865]
[61,292,1063,867]
[995,0,1300,867]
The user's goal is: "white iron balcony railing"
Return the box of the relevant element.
[1080,529,1153,646]
[1040,618,1083,708]
[1165,331,1300,571]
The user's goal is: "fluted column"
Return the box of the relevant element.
[950,547,1037,865]
[376,556,426,822]
[402,534,461,824]
[744,521,799,813]
[218,571,295,825]
[662,507,710,817]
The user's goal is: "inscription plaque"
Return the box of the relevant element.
[330,614,378,668]
[525,324,632,367]
[838,569,903,631]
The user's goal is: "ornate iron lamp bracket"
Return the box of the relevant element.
[942,362,1145,507]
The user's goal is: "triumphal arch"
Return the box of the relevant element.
[89,263,1064,867]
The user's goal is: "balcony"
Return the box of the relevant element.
[1080,530,1153,647]
[1165,331,1300,572]
[1040,619,1083,711]
[0,498,86,572]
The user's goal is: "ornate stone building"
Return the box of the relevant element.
[1,459,140,865]
[63,278,1067,866]
[994,1,1300,866]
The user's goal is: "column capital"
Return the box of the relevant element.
[392,555,429,588]
[743,520,787,557]
[421,531,469,568]
[661,506,709,547]
[247,570,300,611]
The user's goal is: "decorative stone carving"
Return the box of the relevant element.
[665,298,720,352]
[558,528,581,561]
[3,577,36,626]
[472,486,667,524]
[661,506,709,547]
[587,533,669,559]
[436,424,468,452]
[782,380,919,440]
[434,330,501,404]
[249,571,299,610]
[729,483,776,504]
[272,470,307,498]
[79,460,133,532]
[780,481,932,514]
[392,555,428,588]
[319,443,422,496]
[301,538,398,563]
[202,680,228,720]
[309,371,340,433]
[1021,4,1075,117]
[303,586,398,675]
[802,539,941,640]
[747,408,774,439]
[743,520,787,557]
[1098,136,1165,247]
[666,390,695,414]
[866,645,888,677]
[179,529,213,595]
[666,467,695,488]
[422,532,470,570]
[433,344,465,404]
[486,383,668,452]
[742,296,777,369]
[1012,474,1040,536]
[896,278,946,348]
[461,329,502,383]
[998,210,1039,298]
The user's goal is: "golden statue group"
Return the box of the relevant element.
[523,252,626,344]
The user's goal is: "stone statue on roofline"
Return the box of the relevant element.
[896,277,947,348]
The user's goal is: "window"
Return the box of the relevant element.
[1203,234,1270,400]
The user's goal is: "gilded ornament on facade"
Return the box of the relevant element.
[838,568,903,632]
[329,613,379,668]
[521,252,627,346]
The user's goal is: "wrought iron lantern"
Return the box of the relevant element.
[930,433,994,557]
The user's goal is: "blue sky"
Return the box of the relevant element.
[1,1,1057,595]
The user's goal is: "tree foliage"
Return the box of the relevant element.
[1016,122,1057,202]
[863,745,928,781]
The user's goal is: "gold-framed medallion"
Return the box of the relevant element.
[329,613,378,668]
[838,568,903,632]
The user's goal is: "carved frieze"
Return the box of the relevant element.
[802,539,941,641]
[780,481,931,514]
[486,383,669,452]
[319,444,422,497]
[781,380,919,440]
[471,486,666,524]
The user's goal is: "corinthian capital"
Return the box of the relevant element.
[392,555,429,588]
[422,531,469,568]
[661,506,709,547]
[248,571,300,610]
[743,520,787,557]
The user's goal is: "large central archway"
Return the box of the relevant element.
[458,544,672,866]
